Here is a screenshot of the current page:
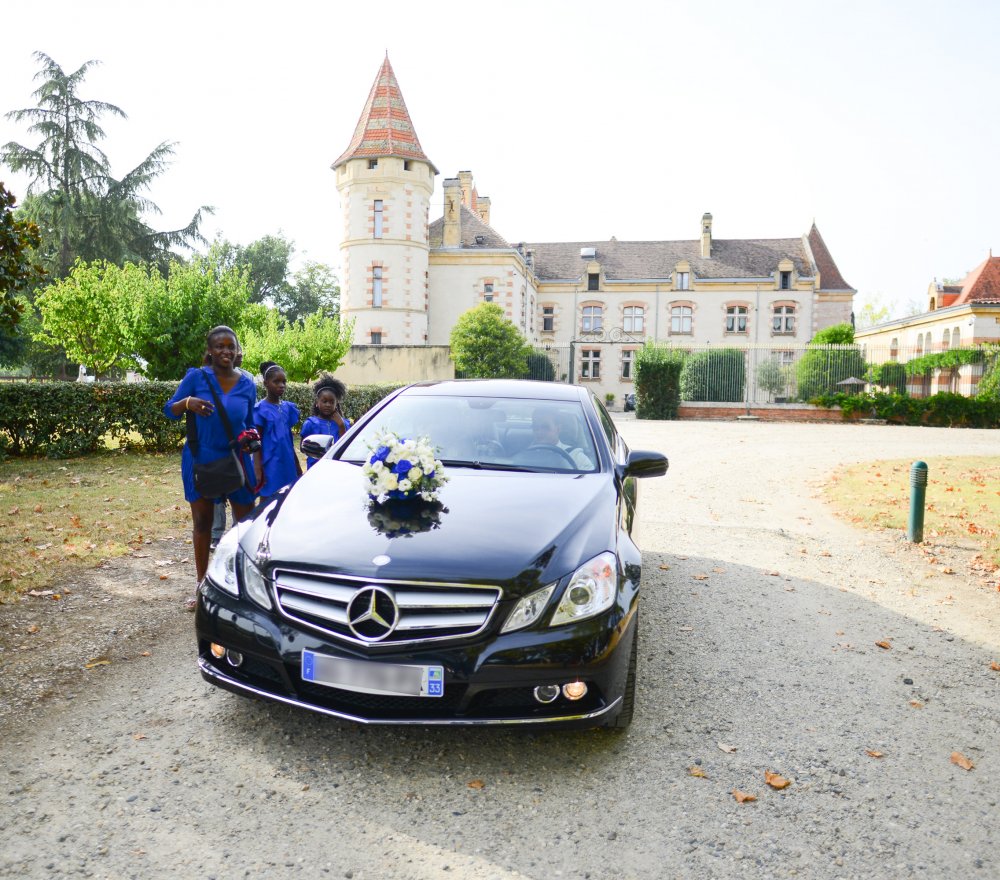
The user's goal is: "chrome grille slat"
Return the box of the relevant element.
[271,567,502,646]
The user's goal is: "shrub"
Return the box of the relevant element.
[634,343,684,419]
[679,348,745,402]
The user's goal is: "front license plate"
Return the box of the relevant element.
[302,650,444,698]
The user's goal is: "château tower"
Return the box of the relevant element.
[332,55,437,345]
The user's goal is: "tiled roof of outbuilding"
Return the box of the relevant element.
[956,255,1000,304]
[332,55,436,172]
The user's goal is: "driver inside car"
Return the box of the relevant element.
[531,409,594,469]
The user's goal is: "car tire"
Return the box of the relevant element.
[605,617,638,730]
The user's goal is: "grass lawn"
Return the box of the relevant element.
[1,451,190,598]
[824,455,1000,566]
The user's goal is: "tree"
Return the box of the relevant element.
[450,303,531,378]
[208,234,293,307]
[795,322,866,401]
[33,260,141,377]
[131,255,265,380]
[854,295,890,330]
[3,52,208,278]
[282,260,340,323]
[0,183,45,332]
[756,357,789,402]
[679,348,745,401]
[241,309,354,382]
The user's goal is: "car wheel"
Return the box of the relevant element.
[605,617,638,730]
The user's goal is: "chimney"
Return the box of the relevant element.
[458,171,474,207]
[477,195,491,226]
[701,212,713,259]
[443,178,462,247]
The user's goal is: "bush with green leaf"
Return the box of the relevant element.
[634,343,684,419]
[679,347,745,402]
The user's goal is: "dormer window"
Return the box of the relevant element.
[676,272,690,291]
[780,271,791,290]
[588,273,600,291]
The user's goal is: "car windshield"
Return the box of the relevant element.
[340,394,599,472]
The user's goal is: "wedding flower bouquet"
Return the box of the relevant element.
[362,430,448,504]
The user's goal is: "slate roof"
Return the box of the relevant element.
[332,55,436,172]
[428,205,510,249]
[520,236,815,283]
[955,255,1000,304]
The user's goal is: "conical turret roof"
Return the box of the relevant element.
[332,55,437,173]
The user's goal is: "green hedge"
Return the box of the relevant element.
[634,343,684,419]
[810,391,1000,428]
[678,348,745,402]
[0,379,405,459]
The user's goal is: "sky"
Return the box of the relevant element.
[2,0,998,319]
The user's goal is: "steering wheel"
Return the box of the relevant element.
[473,439,505,458]
[512,443,578,468]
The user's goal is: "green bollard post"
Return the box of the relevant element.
[908,461,928,543]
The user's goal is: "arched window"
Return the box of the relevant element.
[951,327,961,348]
[941,330,950,352]
[890,338,899,361]
[915,334,924,356]
[670,304,693,334]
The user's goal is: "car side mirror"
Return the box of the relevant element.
[300,434,336,459]
[623,449,668,479]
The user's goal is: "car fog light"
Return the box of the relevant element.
[562,681,587,701]
[210,643,226,659]
[226,649,244,668]
[533,684,560,704]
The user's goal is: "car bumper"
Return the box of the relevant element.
[194,577,637,729]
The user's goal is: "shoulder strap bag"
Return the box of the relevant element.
[187,369,248,499]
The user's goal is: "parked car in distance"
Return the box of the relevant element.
[196,379,668,729]
[624,392,636,412]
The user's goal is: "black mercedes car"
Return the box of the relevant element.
[196,379,668,729]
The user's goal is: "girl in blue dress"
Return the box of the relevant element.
[254,361,302,505]
[300,375,351,469]
[164,326,262,610]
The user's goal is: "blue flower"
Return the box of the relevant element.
[393,458,413,475]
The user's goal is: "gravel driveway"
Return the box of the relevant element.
[1,419,998,879]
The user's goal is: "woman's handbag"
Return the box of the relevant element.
[187,371,248,499]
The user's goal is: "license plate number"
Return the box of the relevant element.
[302,650,443,698]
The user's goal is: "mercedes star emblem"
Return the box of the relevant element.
[346,586,399,641]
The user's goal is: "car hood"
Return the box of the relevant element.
[248,460,616,591]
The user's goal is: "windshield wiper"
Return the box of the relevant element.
[438,459,533,472]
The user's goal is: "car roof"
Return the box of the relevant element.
[399,380,587,402]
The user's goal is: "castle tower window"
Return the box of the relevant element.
[373,200,383,238]
[484,282,494,302]
[372,266,383,308]
[370,331,382,345]
[368,159,378,169]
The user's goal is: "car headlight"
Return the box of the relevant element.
[500,584,556,633]
[549,552,617,627]
[238,549,272,610]
[206,528,240,596]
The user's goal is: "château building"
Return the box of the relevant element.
[333,56,856,399]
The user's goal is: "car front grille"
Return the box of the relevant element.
[271,568,502,647]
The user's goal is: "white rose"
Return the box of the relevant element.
[384,473,398,490]
[408,466,423,482]
[398,479,412,493]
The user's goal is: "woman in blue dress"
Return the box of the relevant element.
[254,361,302,505]
[300,375,351,469]
[164,326,262,609]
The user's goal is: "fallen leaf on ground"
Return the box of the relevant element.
[717,742,737,753]
[678,625,694,632]
[27,624,40,634]
[467,779,485,789]
[733,790,756,803]
[711,567,726,573]
[658,564,670,570]
[133,734,147,741]
[85,658,111,669]
[909,699,924,708]
[865,749,884,758]
[692,574,709,581]
[990,661,1000,672]
[765,771,791,790]
[950,752,974,771]
[688,766,707,778]
[875,640,892,650]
